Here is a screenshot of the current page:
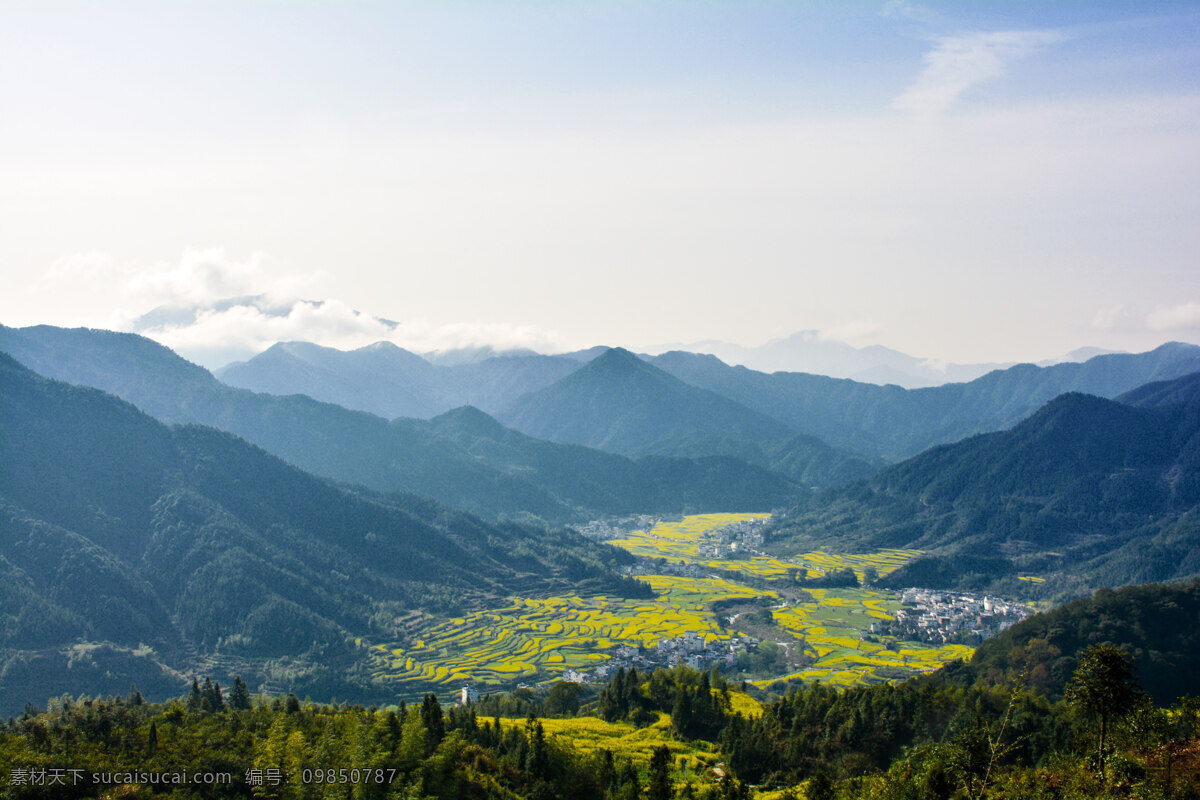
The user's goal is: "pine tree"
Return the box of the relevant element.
[599,667,626,721]
[229,676,252,711]
[201,678,224,712]
[420,693,444,749]
[598,749,616,793]
[618,759,640,800]
[672,687,694,737]
[648,745,672,800]
[188,678,202,710]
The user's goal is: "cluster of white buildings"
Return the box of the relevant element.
[573,515,664,541]
[870,589,1032,645]
[625,560,709,578]
[696,517,770,559]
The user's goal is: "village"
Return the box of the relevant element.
[694,516,769,559]
[573,514,666,541]
[868,588,1034,646]
[538,514,1037,692]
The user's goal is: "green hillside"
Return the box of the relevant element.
[0,353,645,714]
[767,391,1200,596]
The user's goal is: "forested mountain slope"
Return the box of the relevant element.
[0,353,645,712]
[767,390,1200,596]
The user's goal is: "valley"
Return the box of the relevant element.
[365,513,1017,699]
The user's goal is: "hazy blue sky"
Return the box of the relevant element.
[2,1,1198,366]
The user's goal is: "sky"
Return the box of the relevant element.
[1,0,1198,368]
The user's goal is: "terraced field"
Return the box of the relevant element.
[365,514,972,694]
[368,577,763,688]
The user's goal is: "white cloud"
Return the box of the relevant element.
[878,1,940,25]
[1146,302,1200,332]
[391,321,568,356]
[142,298,397,365]
[893,30,1066,116]
[1092,304,1130,331]
[133,294,570,368]
[125,248,266,306]
[818,321,884,344]
[17,247,572,368]
[45,252,119,284]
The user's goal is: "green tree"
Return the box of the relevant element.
[230,675,253,710]
[1065,644,1145,780]
[420,693,445,750]
[806,770,834,800]
[648,744,671,800]
[545,681,583,716]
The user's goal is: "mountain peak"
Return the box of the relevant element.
[428,405,508,437]
[589,346,646,368]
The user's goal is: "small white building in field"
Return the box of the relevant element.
[460,686,479,705]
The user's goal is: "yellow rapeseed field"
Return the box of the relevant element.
[364,514,971,694]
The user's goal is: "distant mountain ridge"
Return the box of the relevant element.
[217,340,581,419]
[208,328,1200,472]
[496,347,879,486]
[643,331,1015,388]
[8,325,1199,491]
[0,325,801,522]
[649,342,1200,462]
[499,347,795,456]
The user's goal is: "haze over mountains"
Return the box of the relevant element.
[648,343,1200,462]
[210,329,1200,464]
[0,326,804,523]
[5,326,1200,499]
[642,332,1122,388]
[642,331,1013,388]
[217,339,582,420]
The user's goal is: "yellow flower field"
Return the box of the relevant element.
[363,514,972,694]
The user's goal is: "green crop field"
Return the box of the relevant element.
[362,514,971,694]
[765,587,974,688]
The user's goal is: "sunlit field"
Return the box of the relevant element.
[608,514,919,581]
[764,588,974,688]
[366,514,971,694]
[367,578,762,688]
[498,712,718,771]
